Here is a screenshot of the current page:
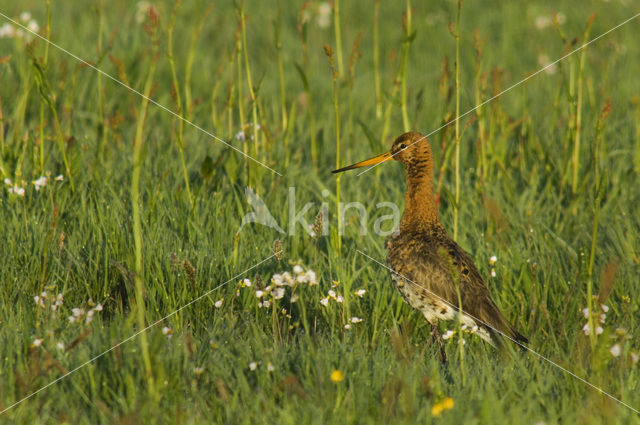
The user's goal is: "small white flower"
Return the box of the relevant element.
[582,323,590,335]
[56,341,65,350]
[260,300,270,308]
[290,294,299,303]
[87,309,95,318]
[601,304,609,313]
[320,297,329,307]
[490,270,496,278]
[609,344,621,357]
[442,330,455,340]
[350,317,363,323]
[94,303,103,311]
[234,130,246,141]
[595,326,603,335]
[582,308,589,319]
[162,326,172,335]
[32,338,43,347]
[55,174,64,181]
[489,255,497,265]
[242,278,252,287]
[293,265,304,275]
[282,272,293,285]
[273,287,286,300]
[272,274,283,286]
[8,186,25,196]
[27,20,39,33]
[194,366,205,375]
[20,12,32,22]
[214,299,224,308]
[335,295,343,303]
[631,352,639,364]
[328,289,336,298]
[599,313,606,324]
[256,290,265,298]
[344,324,352,330]
[0,23,14,38]
[316,2,331,28]
[68,316,77,323]
[72,307,84,317]
[3,178,12,185]
[355,289,366,297]
[296,274,308,284]
[266,362,275,372]
[306,270,317,285]
[249,361,258,371]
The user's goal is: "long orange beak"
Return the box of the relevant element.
[332,151,392,173]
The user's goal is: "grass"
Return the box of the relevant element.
[1,0,640,423]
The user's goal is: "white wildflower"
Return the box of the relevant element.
[290,294,299,303]
[296,274,307,284]
[282,272,293,285]
[234,130,246,141]
[354,289,366,297]
[273,287,286,300]
[27,20,39,33]
[8,186,25,196]
[316,2,331,28]
[595,326,603,335]
[272,274,283,286]
[32,338,43,347]
[162,326,172,335]
[194,366,205,375]
[56,341,65,350]
[135,1,154,24]
[601,304,609,313]
[631,352,639,364]
[328,290,336,299]
[599,313,606,324]
[335,295,343,303]
[94,303,103,311]
[293,265,304,275]
[55,174,64,181]
[442,330,455,340]
[489,255,497,266]
[609,344,621,357]
[256,290,265,298]
[249,361,258,371]
[0,23,14,38]
[266,362,275,372]
[3,178,12,185]
[242,278,252,287]
[306,270,317,285]
[490,270,496,278]
[344,324,352,330]
[72,308,84,317]
[214,299,223,308]
[582,308,589,319]
[582,323,590,335]
[320,297,329,307]
[350,317,363,323]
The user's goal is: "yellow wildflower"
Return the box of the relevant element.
[330,370,344,383]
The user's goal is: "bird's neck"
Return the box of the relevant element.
[400,163,440,231]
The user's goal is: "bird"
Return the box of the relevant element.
[333,131,528,362]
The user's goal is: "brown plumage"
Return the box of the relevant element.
[334,132,528,361]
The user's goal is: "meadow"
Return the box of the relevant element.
[1,0,639,423]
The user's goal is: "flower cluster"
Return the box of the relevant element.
[4,173,64,197]
[234,123,262,142]
[31,287,104,352]
[0,12,39,40]
[68,300,103,325]
[246,263,317,309]
[248,360,275,372]
[431,397,454,416]
[320,281,343,306]
[581,303,608,336]
[442,323,478,344]
[488,255,497,278]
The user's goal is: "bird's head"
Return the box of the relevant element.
[332,132,432,174]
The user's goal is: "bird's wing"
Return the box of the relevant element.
[389,235,527,344]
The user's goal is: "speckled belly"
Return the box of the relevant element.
[389,270,455,325]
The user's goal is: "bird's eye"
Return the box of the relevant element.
[400,144,407,150]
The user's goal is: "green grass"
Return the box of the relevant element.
[1,0,640,423]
